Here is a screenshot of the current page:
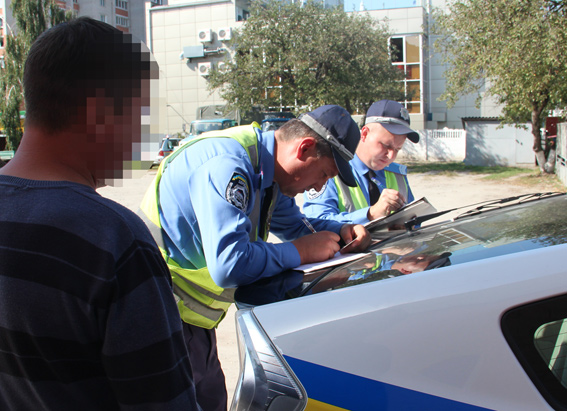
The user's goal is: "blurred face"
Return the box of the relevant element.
[278,154,338,197]
[91,77,158,188]
[358,123,407,171]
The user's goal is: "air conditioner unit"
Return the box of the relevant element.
[217,61,229,72]
[197,28,212,43]
[198,62,212,76]
[217,27,232,41]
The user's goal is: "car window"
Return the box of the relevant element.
[535,319,567,389]
[502,294,567,410]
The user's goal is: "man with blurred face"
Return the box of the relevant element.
[303,99,419,224]
[0,17,199,410]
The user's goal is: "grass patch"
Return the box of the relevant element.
[512,173,566,191]
[406,161,565,190]
[406,161,532,177]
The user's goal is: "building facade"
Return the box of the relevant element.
[146,0,504,135]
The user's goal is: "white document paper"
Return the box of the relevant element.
[294,252,370,273]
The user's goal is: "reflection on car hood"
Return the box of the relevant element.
[235,193,567,307]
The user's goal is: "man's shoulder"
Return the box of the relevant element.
[383,162,408,176]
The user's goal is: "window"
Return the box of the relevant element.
[100,15,107,23]
[116,0,128,10]
[502,294,567,410]
[100,0,105,6]
[390,35,423,114]
[535,319,567,388]
[115,16,129,27]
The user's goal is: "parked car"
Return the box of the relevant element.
[177,119,238,149]
[152,136,181,167]
[232,192,567,411]
[261,117,292,132]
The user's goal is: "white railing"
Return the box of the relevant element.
[397,129,467,162]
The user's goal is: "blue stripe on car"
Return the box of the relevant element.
[284,356,493,411]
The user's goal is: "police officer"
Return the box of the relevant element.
[140,104,371,410]
[303,100,419,224]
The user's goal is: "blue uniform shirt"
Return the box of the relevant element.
[157,129,343,288]
[302,155,414,225]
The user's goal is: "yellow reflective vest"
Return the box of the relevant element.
[334,169,409,213]
[139,124,266,329]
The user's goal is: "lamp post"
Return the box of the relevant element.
[167,104,190,134]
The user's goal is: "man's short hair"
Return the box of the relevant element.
[23,17,158,133]
[277,119,332,158]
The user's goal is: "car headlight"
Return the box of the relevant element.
[230,309,307,411]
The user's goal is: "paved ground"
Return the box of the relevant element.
[98,167,564,406]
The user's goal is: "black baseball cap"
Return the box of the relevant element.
[300,105,360,187]
[365,100,419,143]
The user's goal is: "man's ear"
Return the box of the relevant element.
[296,136,318,160]
[360,125,369,142]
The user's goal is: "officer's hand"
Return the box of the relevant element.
[339,224,371,253]
[367,188,406,221]
[292,231,341,264]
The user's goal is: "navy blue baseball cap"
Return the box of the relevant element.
[365,100,419,143]
[300,105,360,187]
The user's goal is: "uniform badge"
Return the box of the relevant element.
[306,181,327,200]
[225,173,249,211]
[400,107,410,122]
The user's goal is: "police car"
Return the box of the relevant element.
[231,192,567,411]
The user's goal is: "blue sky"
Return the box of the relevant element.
[344,0,418,12]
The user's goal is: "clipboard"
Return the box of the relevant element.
[364,197,437,231]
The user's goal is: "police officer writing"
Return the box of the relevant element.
[303,99,419,224]
[140,104,371,410]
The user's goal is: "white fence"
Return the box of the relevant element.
[397,129,467,162]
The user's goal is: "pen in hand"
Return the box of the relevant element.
[371,176,406,208]
[302,217,317,234]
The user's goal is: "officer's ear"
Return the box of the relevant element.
[296,136,318,160]
[360,125,370,142]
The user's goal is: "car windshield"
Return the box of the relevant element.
[261,119,288,132]
[163,138,180,150]
[190,121,231,135]
[235,194,567,306]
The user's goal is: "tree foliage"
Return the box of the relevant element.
[207,0,405,116]
[0,0,73,150]
[433,0,567,173]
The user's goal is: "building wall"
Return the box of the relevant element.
[360,7,427,130]
[464,120,534,167]
[148,1,242,134]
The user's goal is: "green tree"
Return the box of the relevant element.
[0,0,73,150]
[433,0,567,173]
[207,0,405,116]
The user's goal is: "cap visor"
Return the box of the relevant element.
[381,123,420,143]
[332,150,356,187]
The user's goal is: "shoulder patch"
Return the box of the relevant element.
[225,172,250,211]
[306,181,327,200]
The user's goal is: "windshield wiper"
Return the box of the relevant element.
[454,192,564,219]
[403,192,565,232]
[403,208,458,232]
